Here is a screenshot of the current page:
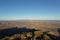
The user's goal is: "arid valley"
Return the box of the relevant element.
[0,20,60,40]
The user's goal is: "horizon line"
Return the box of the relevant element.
[0,19,60,21]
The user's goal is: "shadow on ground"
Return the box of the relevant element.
[0,27,60,40]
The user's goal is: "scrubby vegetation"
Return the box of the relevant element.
[0,27,60,40]
[0,20,60,40]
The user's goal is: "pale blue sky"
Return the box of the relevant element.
[0,0,60,20]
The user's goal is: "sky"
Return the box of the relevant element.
[0,0,60,20]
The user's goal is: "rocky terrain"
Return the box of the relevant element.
[0,20,60,40]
